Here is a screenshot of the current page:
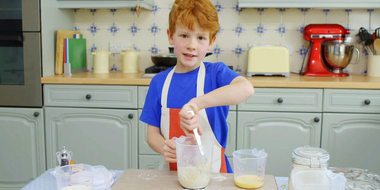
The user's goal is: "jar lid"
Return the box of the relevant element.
[122,46,138,53]
[292,146,330,168]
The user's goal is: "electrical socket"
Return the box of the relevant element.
[110,42,130,53]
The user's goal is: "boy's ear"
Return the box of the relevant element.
[167,29,174,45]
[208,35,217,51]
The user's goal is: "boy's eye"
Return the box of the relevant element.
[198,36,206,40]
[180,35,188,38]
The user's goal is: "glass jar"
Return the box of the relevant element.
[288,146,330,190]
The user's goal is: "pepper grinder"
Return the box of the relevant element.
[56,145,73,167]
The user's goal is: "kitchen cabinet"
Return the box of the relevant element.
[45,107,138,170]
[321,113,380,174]
[321,89,380,174]
[0,108,46,190]
[237,111,322,177]
[56,0,154,10]
[44,84,139,170]
[236,88,323,177]
[238,0,380,8]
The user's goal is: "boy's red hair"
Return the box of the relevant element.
[169,0,219,43]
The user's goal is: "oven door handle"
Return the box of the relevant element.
[0,35,23,42]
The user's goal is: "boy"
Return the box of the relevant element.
[139,0,254,173]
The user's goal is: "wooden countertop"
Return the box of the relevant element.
[41,71,380,89]
[111,169,278,190]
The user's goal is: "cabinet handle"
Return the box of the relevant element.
[314,117,320,123]
[86,94,91,100]
[128,114,134,119]
[33,112,39,117]
[277,98,283,103]
[364,99,371,105]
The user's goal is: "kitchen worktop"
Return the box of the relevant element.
[112,169,278,190]
[41,71,380,89]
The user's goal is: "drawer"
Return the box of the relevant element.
[238,88,323,112]
[323,89,380,113]
[44,84,137,108]
[138,86,236,110]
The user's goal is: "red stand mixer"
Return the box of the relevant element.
[302,24,355,77]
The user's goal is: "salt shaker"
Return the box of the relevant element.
[288,146,330,190]
[56,145,73,167]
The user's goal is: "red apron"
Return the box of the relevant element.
[158,62,227,173]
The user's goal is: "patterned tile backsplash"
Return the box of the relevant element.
[73,0,380,75]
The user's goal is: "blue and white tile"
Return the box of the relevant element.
[282,8,305,30]
[218,8,240,30]
[216,29,239,51]
[113,28,135,46]
[135,30,155,51]
[237,52,248,73]
[155,29,171,53]
[217,50,239,71]
[304,9,325,24]
[93,9,114,25]
[348,9,369,32]
[372,10,380,29]
[74,9,94,24]
[326,9,347,26]
[238,28,261,49]
[260,8,282,29]
[259,29,283,46]
[203,51,218,63]
[239,9,261,30]
[110,53,122,71]
[135,9,156,31]
[113,8,135,26]
[282,29,304,54]
[154,6,170,29]
[139,51,153,71]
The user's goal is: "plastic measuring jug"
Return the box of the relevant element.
[233,148,267,189]
[294,170,347,190]
[51,164,94,190]
[175,136,214,189]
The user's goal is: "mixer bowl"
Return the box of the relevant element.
[321,40,359,73]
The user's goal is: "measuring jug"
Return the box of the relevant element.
[175,136,214,189]
[233,148,267,189]
[51,164,94,190]
[294,170,347,190]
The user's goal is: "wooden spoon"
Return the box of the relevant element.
[374,39,380,55]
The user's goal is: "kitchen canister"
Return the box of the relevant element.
[121,46,139,73]
[288,146,330,190]
[92,47,111,73]
[367,55,380,77]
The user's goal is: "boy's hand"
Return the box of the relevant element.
[179,103,203,138]
[163,139,176,163]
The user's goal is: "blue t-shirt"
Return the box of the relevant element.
[139,62,240,173]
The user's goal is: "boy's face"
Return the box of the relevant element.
[167,21,216,72]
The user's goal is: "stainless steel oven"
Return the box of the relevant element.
[0,0,42,107]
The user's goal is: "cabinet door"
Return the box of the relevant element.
[45,107,138,170]
[0,108,45,190]
[139,155,160,170]
[322,113,380,174]
[237,112,321,176]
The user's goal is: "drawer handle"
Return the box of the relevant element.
[364,99,371,105]
[34,112,39,117]
[314,117,320,123]
[277,98,283,103]
[86,94,92,100]
[128,114,134,119]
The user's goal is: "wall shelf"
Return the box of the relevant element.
[57,0,154,10]
[238,0,380,8]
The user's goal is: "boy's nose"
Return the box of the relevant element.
[186,39,196,50]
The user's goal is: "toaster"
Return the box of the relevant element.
[246,46,290,77]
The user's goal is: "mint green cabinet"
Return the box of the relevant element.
[321,113,380,174]
[45,107,138,170]
[237,111,322,177]
[0,108,46,190]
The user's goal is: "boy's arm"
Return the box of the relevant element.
[147,124,177,163]
[179,76,254,136]
[191,76,254,111]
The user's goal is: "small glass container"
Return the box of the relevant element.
[56,145,73,167]
[288,146,330,190]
